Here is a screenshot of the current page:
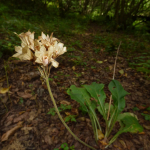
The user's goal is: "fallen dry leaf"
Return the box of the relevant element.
[72,66,76,70]
[65,112,71,116]
[17,92,32,99]
[44,135,52,145]
[21,126,33,134]
[77,117,86,122]
[1,94,8,103]
[143,125,150,130]
[119,69,124,75]
[109,65,113,71]
[29,110,37,121]
[1,121,23,141]
[71,108,79,115]
[119,140,127,149]
[13,112,29,123]
[60,100,71,105]
[0,86,11,94]
[98,129,104,140]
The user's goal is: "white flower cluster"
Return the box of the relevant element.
[12,31,67,68]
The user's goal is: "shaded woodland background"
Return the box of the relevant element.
[0,0,150,57]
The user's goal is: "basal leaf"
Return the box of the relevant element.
[108,80,129,114]
[108,113,143,147]
[67,85,90,112]
[84,82,106,119]
[103,103,114,117]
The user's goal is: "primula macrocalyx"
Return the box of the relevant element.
[38,32,58,48]
[52,41,67,59]
[12,45,34,60]
[35,45,59,67]
[14,31,35,50]
[12,31,67,67]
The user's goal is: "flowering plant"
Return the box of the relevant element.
[12,31,96,150]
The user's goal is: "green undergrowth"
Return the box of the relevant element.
[0,2,88,58]
[1,2,150,76]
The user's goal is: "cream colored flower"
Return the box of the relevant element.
[52,41,67,59]
[34,39,43,51]
[12,45,34,60]
[38,32,58,49]
[14,31,35,50]
[35,45,58,67]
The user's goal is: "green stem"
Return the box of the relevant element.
[45,77,96,150]
[105,109,118,138]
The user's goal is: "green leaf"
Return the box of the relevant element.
[108,80,129,114]
[133,107,140,111]
[60,104,72,110]
[67,85,90,112]
[70,145,75,150]
[65,116,71,122]
[141,113,150,121]
[19,98,24,104]
[84,82,106,119]
[71,117,76,122]
[102,103,114,117]
[61,143,68,149]
[47,108,56,116]
[48,78,53,81]
[146,107,150,111]
[108,113,143,147]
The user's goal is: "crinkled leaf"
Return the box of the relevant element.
[108,113,143,147]
[84,82,106,119]
[108,80,129,114]
[67,85,90,112]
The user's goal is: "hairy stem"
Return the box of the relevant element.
[45,77,96,150]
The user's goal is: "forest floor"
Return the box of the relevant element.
[0,23,150,150]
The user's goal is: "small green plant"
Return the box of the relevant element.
[129,53,150,77]
[133,107,140,111]
[29,84,35,95]
[93,48,100,54]
[71,40,82,48]
[54,76,58,79]
[47,104,72,116]
[141,113,150,121]
[48,78,53,81]
[19,98,24,104]
[65,115,76,122]
[67,80,143,148]
[67,47,76,52]
[54,143,75,150]
[146,107,150,111]
[65,74,70,77]
[94,35,106,45]
[74,72,82,77]
[91,66,96,69]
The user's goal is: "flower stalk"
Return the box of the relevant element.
[44,73,96,150]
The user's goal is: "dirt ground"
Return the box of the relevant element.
[0,25,150,150]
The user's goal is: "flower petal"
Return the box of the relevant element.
[51,59,59,68]
[35,57,43,64]
[15,46,22,53]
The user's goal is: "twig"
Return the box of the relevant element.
[107,41,122,120]
[4,61,12,107]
